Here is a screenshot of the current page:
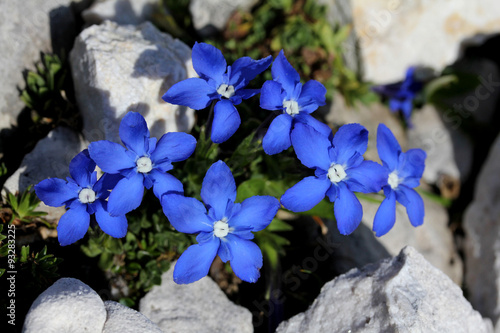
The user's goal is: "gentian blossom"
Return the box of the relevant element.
[35,150,126,246]
[161,160,280,284]
[163,42,273,143]
[260,50,330,155]
[372,124,426,236]
[281,123,386,235]
[372,67,423,125]
[88,112,196,216]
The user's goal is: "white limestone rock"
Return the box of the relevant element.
[139,263,253,333]
[351,0,500,83]
[189,0,259,37]
[103,301,163,333]
[70,21,195,144]
[276,246,493,333]
[464,133,500,328]
[22,278,107,333]
[82,0,157,26]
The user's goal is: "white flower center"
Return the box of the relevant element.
[136,156,153,173]
[217,84,235,99]
[283,100,300,116]
[328,164,347,183]
[213,218,229,238]
[78,188,96,204]
[388,171,401,190]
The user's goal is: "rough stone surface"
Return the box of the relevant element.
[464,133,500,327]
[70,20,195,144]
[82,0,157,26]
[22,278,107,333]
[103,301,163,333]
[139,263,253,333]
[352,0,500,83]
[2,127,88,220]
[0,0,80,130]
[276,246,492,333]
[189,0,259,37]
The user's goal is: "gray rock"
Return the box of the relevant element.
[82,0,157,26]
[22,278,107,333]
[103,301,163,333]
[276,246,492,333]
[189,0,258,37]
[2,127,88,220]
[464,133,500,327]
[139,263,253,333]
[70,20,195,144]
[351,0,500,83]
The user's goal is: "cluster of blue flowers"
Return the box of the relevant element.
[35,42,426,284]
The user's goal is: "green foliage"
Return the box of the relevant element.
[6,186,47,223]
[18,245,62,285]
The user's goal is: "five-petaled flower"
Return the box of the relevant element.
[259,50,330,155]
[372,124,426,236]
[163,42,272,143]
[161,160,280,284]
[35,150,126,246]
[281,123,386,235]
[372,67,423,126]
[88,112,196,216]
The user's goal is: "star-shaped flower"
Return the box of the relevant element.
[161,160,280,284]
[281,123,386,235]
[373,124,427,236]
[88,112,196,216]
[163,42,272,143]
[259,50,330,155]
[35,150,126,246]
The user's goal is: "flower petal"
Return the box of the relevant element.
[69,150,96,188]
[345,160,387,193]
[107,173,144,216]
[376,123,401,170]
[291,122,332,171]
[88,140,135,174]
[201,161,236,219]
[332,123,369,165]
[229,55,273,89]
[230,196,280,232]
[295,114,332,138]
[233,88,260,103]
[173,237,220,284]
[119,112,150,156]
[260,80,285,111]
[192,42,227,83]
[151,132,196,164]
[57,204,90,246]
[398,185,424,227]
[334,182,363,235]
[372,189,397,237]
[225,235,263,283]
[281,176,331,212]
[398,148,426,184]
[262,114,292,155]
[94,200,128,238]
[150,169,184,199]
[93,173,123,199]
[162,78,214,110]
[35,178,79,207]
[211,100,241,143]
[271,50,300,95]
[161,193,213,234]
[297,79,326,113]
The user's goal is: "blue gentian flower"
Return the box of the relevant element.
[372,67,423,125]
[161,160,280,284]
[281,123,386,235]
[35,150,126,246]
[163,42,273,143]
[88,112,196,216]
[260,50,330,155]
[373,124,426,236]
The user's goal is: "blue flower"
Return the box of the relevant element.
[161,160,280,284]
[35,150,126,246]
[259,50,330,155]
[372,67,423,125]
[281,123,386,235]
[163,42,272,143]
[88,112,196,216]
[373,124,426,236]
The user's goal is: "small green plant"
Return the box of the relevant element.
[6,186,47,223]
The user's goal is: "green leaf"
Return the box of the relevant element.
[266,218,293,232]
[297,198,335,220]
[20,246,30,263]
[236,178,287,202]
